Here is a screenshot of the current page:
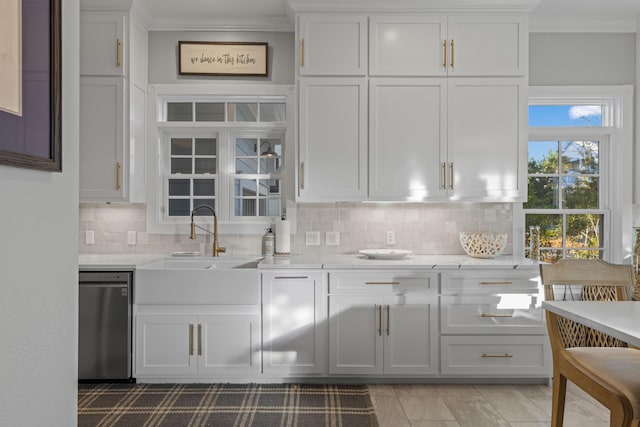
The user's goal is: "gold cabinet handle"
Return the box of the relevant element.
[449,162,454,190]
[116,162,121,190]
[377,305,382,336]
[443,39,447,68]
[116,38,121,68]
[300,162,305,190]
[442,162,447,190]
[189,324,194,356]
[197,324,203,356]
[386,305,390,336]
[301,38,305,67]
[450,39,454,68]
[365,281,400,285]
[481,353,513,358]
[481,313,514,318]
[479,281,513,285]
[274,276,308,279]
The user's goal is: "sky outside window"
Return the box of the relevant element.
[528,105,602,127]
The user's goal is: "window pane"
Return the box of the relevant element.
[233,103,258,121]
[171,158,192,174]
[566,214,603,248]
[562,176,598,209]
[260,103,286,122]
[561,141,599,174]
[193,199,215,215]
[195,103,225,121]
[528,105,602,126]
[195,138,216,155]
[567,249,602,259]
[528,141,558,174]
[194,158,216,174]
[171,138,192,155]
[260,157,281,174]
[168,179,190,196]
[539,249,563,264]
[525,177,559,209]
[193,179,215,196]
[260,198,281,216]
[259,179,280,196]
[236,138,257,156]
[526,214,563,248]
[168,199,190,216]
[235,179,257,196]
[236,158,257,174]
[234,198,257,216]
[167,102,192,121]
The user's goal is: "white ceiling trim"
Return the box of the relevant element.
[138,17,294,32]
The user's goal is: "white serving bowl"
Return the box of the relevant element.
[459,232,507,259]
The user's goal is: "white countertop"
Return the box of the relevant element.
[79,254,165,270]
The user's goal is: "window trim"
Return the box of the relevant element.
[146,83,296,235]
[514,85,633,263]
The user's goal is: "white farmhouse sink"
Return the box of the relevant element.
[135,256,262,305]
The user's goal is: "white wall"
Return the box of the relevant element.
[529,32,636,85]
[148,31,295,84]
[0,0,79,424]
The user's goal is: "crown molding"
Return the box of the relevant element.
[287,0,540,14]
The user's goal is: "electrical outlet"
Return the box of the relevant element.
[326,231,340,246]
[386,231,395,246]
[306,231,321,246]
[127,231,137,245]
[85,230,95,245]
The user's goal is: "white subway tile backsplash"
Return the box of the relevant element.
[79,202,514,256]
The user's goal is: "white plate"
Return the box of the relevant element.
[358,249,412,260]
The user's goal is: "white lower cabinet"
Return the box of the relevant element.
[262,271,326,375]
[439,268,552,378]
[135,308,260,378]
[328,271,439,376]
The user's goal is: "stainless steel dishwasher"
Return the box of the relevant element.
[78,271,133,381]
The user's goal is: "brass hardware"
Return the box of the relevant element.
[190,205,225,256]
[275,276,309,280]
[377,305,382,336]
[300,162,305,190]
[386,305,390,336]
[479,281,513,285]
[449,162,454,190]
[116,38,121,68]
[365,281,400,285]
[189,324,194,356]
[443,39,447,68]
[301,38,305,67]
[442,162,447,189]
[481,313,514,318]
[197,324,202,356]
[116,162,121,190]
[450,39,454,68]
[481,353,513,358]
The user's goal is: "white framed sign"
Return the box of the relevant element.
[179,41,268,76]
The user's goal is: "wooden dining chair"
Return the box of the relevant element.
[540,259,640,427]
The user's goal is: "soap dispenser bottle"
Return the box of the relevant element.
[262,228,275,256]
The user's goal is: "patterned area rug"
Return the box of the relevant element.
[78,383,379,427]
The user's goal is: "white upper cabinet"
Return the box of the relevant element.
[298,14,368,76]
[80,12,126,77]
[298,78,368,201]
[369,14,527,77]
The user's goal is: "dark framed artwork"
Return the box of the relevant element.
[179,41,268,76]
[0,0,62,172]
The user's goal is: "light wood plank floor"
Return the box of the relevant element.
[368,382,611,427]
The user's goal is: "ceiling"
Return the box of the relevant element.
[131,0,640,32]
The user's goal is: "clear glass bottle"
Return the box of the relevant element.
[262,227,275,256]
[529,225,541,261]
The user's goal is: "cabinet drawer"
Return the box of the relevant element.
[441,295,544,334]
[440,335,551,376]
[441,270,540,294]
[329,271,437,294]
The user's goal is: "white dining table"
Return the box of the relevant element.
[542,301,640,347]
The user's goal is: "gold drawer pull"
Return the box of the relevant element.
[478,281,513,285]
[481,313,513,318]
[116,38,121,68]
[377,305,382,336]
[197,324,203,356]
[386,305,390,336]
[189,324,194,356]
[481,353,513,358]
[441,162,446,189]
[442,39,447,67]
[366,281,400,285]
[274,276,308,279]
[301,38,305,67]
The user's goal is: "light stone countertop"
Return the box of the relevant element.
[79,253,540,270]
